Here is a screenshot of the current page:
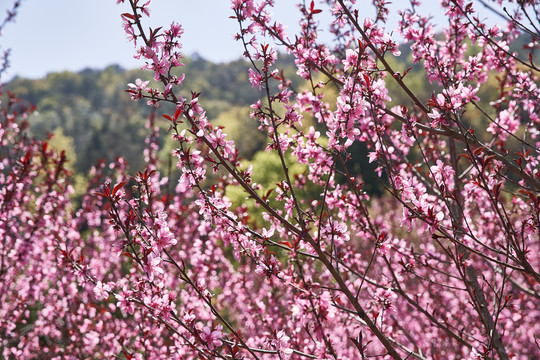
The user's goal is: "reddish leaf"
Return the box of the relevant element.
[493,182,502,200]
[309,0,322,14]
[122,12,136,20]
[280,241,293,248]
[473,147,484,156]
[519,190,538,206]
[363,74,370,87]
[426,94,437,107]
[112,181,127,196]
[173,107,182,120]
[93,191,107,199]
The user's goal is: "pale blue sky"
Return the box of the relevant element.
[1,0,499,81]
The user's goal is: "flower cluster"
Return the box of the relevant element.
[2,0,540,359]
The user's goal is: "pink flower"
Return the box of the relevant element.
[127,78,150,100]
[255,254,282,278]
[115,290,135,315]
[430,159,455,186]
[368,151,379,163]
[200,324,223,350]
[428,108,445,127]
[153,57,170,81]
[93,281,112,300]
[169,22,183,38]
[487,105,519,142]
[140,1,151,17]
[275,330,294,358]
[377,239,392,255]
[248,68,263,89]
[127,78,149,91]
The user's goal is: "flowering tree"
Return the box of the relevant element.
[2,0,540,359]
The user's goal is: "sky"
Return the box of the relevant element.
[0,0,501,81]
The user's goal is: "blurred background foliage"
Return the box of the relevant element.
[6,35,537,204]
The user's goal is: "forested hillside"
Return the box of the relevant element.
[6,35,537,189]
[6,56,285,172]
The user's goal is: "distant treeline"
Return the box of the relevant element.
[6,55,299,172]
[6,34,537,193]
